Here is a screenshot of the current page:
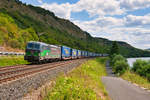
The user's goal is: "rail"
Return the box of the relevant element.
[0,52,25,56]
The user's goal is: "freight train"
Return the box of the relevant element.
[24,41,107,63]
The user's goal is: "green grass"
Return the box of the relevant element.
[44,58,109,100]
[121,71,150,90]
[0,56,29,67]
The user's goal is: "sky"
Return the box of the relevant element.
[20,0,150,49]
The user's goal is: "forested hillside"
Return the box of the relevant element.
[0,0,150,57]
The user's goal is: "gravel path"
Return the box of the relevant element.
[102,61,150,100]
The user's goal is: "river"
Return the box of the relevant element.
[127,57,150,67]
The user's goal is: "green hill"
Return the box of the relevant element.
[0,0,150,57]
[146,49,150,51]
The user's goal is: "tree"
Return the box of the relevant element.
[110,41,119,56]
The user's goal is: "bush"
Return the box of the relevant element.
[141,64,150,76]
[110,54,129,76]
[132,60,150,81]
[132,59,148,72]
[112,54,126,65]
[146,73,150,81]
[113,60,129,75]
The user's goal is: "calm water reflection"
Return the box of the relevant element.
[127,57,150,67]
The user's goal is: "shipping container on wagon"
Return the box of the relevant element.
[77,50,81,58]
[61,46,72,59]
[48,45,61,59]
[99,54,102,57]
[94,53,97,57]
[72,49,78,59]
[81,51,85,58]
[90,52,93,57]
[82,51,85,57]
[91,52,94,57]
[85,51,88,57]
[87,52,90,57]
[88,52,90,57]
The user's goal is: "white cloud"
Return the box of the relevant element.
[125,14,150,27]
[72,0,124,17]
[41,3,72,19]
[39,0,150,19]
[40,0,124,19]
[120,0,150,10]
[37,0,43,4]
[72,16,150,49]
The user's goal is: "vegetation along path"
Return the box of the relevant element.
[102,61,150,100]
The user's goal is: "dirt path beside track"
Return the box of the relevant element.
[102,61,150,100]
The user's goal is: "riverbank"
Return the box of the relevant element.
[109,54,150,90]
[102,59,150,100]
[0,56,29,67]
[121,71,150,90]
[127,57,150,67]
[44,58,110,100]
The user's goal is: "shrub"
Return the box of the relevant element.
[112,54,126,66]
[8,39,21,48]
[142,64,150,76]
[146,73,150,81]
[109,53,117,65]
[132,59,148,72]
[113,60,129,75]
[132,60,150,81]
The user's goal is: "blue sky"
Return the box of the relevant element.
[20,0,150,49]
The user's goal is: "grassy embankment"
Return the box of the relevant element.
[0,56,29,67]
[122,59,150,90]
[121,71,150,89]
[44,58,109,100]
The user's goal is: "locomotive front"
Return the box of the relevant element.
[24,42,41,62]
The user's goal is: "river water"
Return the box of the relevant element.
[127,57,150,67]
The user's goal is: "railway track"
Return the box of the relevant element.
[0,61,66,75]
[0,60,65,72]
[0,59,81,84]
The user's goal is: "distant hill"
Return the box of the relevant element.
[146,48,150,51]
[0,0,150,57]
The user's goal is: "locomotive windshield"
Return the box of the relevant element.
[34,44,40,50]
[27,43,33,49]
[27,43,40,50]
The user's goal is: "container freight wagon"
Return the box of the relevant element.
[61,46,72,60]
[91,52,95,57]
[99,54,102,57]
[90,52,94,57]
[81,51,84,58]
[48,45,61,60]
[71,49,78,59]
[81,51,86,58]
[85,51,88,57]
[77,50,81,58]
[89,52,92,57]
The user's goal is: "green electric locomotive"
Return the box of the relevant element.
[24,41,61,63]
